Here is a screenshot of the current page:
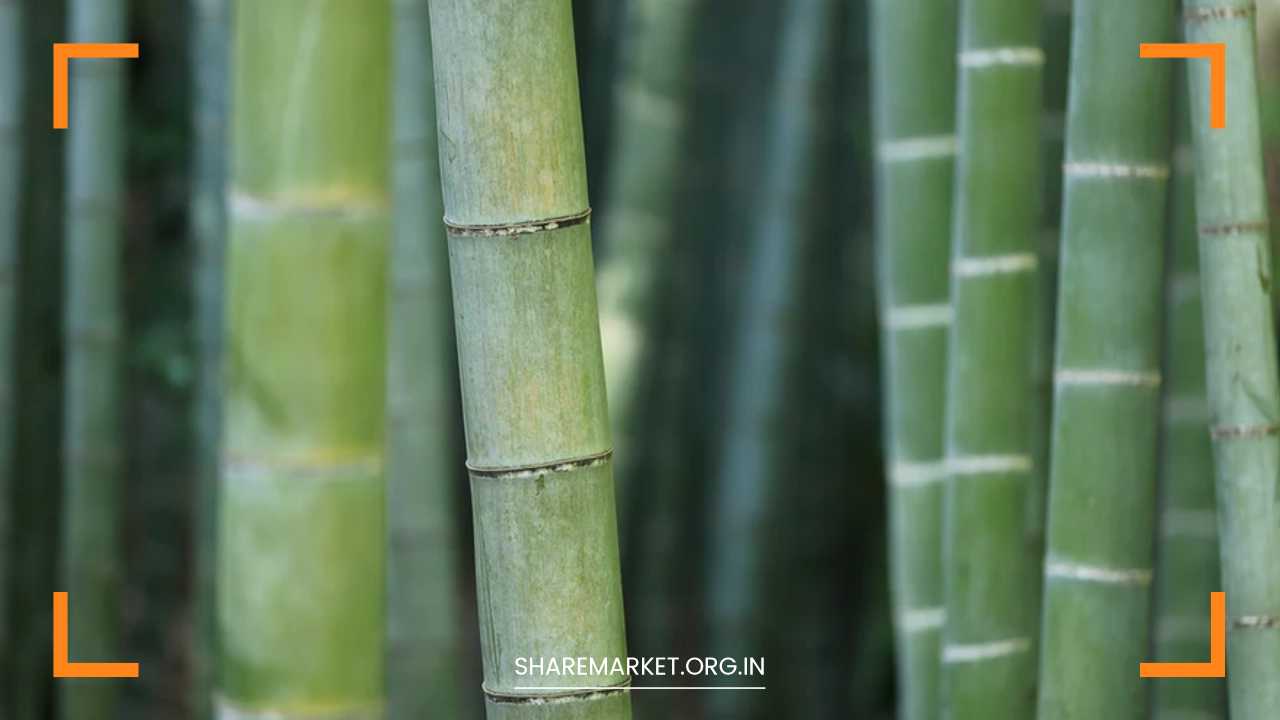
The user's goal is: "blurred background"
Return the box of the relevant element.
[3,1,1280,719]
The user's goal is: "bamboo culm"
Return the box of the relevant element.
[942,1,1043,717]
[870,1,957,719]
[1152,72,1226,720]
[61,0,127,717]
[1183,2,1280,718]
[427,1,631,717]
[189,0,228,717]
[704,1,838,718]
[386,0,464,717]
[1036,2,1176,718]
[0,0,22,700]
[217,1,391,716]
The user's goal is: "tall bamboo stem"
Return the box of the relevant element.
[1152,74,1226,720]
[1036,3,1175,718]
[60,0,127,717]
[1183,2,1280,718]
[189,0,228,717]
[0,0,22,699]
[217,1,391,715]
[386,0,463,716]
[427,1,631,717]
[870,1,957,718]
[943,1,1043,717]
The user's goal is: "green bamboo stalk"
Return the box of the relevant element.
[217,1,391,716]
[386,0,463,717]
[1036,3,1175,718]
[870,1,957,718]
[1152,74,1226,720]
[596,0,699,544]
[60,0,127,717]
[426,1,631,717]
[0,0,22,700]
[1183,2,1280,718]
[704,0,837,717]
[942,1,1042,717]
[189,0,228,718]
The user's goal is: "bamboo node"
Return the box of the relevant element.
[1184,5,1256,24]
[1198,220,1271,237]
[1232,615,1280,629]
[467,449,613,480]
[942,637,1032,664]
[445,209,592,237]
[1209,422,1280,439]
[958,47,1045,70]
[1045,558,1154,586]
[483,678,631,704]
[889,460,948,488]
[1055,369,1162,388]
[953,253,1038,278]
[898,607,945,633]
[883,304,953,331]
[1063,162,1171,180]
[946,455,1033,476]
[877,135,957,163]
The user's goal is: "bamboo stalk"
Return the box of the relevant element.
[189,0,228,717]
[942,1,1043,717]
[427,1,631,717]
[1036,3,1175,718]
[60,0,127,716]
[870,1,957,718]
[1182,2,1280,718]
[386,0,463,717]
[217,1,391,715]
[704,1,837,718]
[0,0,22,700]
[1152,73,1226,720]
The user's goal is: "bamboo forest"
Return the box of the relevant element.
[7,0,1280,718]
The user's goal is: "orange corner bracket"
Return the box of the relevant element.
[52,43,141,130]
[1140,591,1226,679]
[52,592,139,679]
[1140,43,1226,129]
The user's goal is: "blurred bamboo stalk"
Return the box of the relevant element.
[942,0,1042,717]
[704,0,838,717]
[1152,75,1226,720]
[60,0,127,717]
[427,1,631,717]
[1183,2,1280,718]
[1036,2,1175,717]
[386,0,463,717]
[869,1,957,718]
[218,0,391,715]
[0,0,21,703]
[189,0,228,717]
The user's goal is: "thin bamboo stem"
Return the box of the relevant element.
[870,1,957,718]
[217,1,392,715]
[942,1,1043,717]
[1183,2,1280,718]
[1152,72,1226,720]
[60,0,127,717]
[386,0,463,716]
[427,1,631,717]
[1036,2,1176,718]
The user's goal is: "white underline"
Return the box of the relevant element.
[513,686,767,691]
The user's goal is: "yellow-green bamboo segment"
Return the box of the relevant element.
[217,1,391,716]
[1036,3,1175,718]
[1152,77,1225,720]
[387,0,463,716]
[870,1,957,718]
[427,1,631,718]
[943,1,1043,717]
[61,0,127,717]
[1183,2,1280,718]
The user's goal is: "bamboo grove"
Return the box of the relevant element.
[5,0,1280,719]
